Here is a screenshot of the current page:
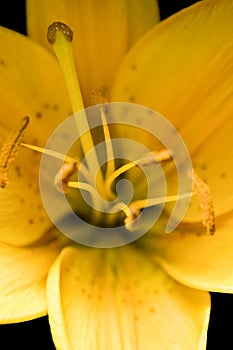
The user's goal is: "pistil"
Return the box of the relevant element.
[47,22,104,190]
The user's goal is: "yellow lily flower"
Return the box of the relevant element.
[0,0,232,349]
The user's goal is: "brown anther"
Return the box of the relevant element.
[138,149,172,167]
[0,116,30,188]
[54,162,77,194]
[124,206,141,231]
[47,22,73,45]
[192,169,215,235]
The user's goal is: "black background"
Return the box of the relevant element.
[0,1,232,349]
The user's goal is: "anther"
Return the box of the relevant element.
[106,148,172,193]
[0,116,29,188]
[192,169,215,235]
[54,162,77,193]
[47,22,73,45]
[124,206,141,231]
[137,149,172,167]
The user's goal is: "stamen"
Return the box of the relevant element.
[112,192,193,232]
[0,116,29,188]
[192,169,215,235]
[129,192,193,211]
[68,180,103,217]
[68,181,96,194]
[137,149,171,166]
[21,142,92,184]
[110,201,140,231]
[105,148,172,192]
[91,88,113,188]
[47,22,104,190]
[100,107,115,181]
[54,162,77,193]
[21,143,78,164]
[124,206,141,231]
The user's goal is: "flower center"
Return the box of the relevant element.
[44,21,193,231]
[0,22,215,248]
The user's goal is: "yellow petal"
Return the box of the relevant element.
[0,229,64,323]
[184,115,233,220]
[0,26,72,245]
[47,245,210,350]
[0,148,51,246]
[0,26,71,144]
[26,0,160,105]
[111,0,233,215]
[150,210,233,293]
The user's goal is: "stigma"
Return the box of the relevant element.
[47,22,73,45]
